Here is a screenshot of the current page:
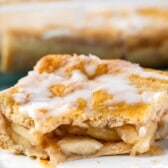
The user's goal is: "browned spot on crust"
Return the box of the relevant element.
[92,90,113,107]
[8,87,19,95]
[77,98,87,110]
[49,84,66,97]
[65,60,85,74]
[38,109,48,114]
[95,64,108,76]
[129,74,168,92]
[37,55,71,73]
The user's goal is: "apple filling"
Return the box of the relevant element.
[4,120,158,165]
[0,107,162,165]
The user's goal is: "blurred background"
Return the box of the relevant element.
[0,0,168,90]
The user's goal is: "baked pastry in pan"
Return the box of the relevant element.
[0,54,168,166]
[1,6,168,72]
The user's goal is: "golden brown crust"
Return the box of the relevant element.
[1,55,168,132]
[0,54,168,166]
[37,54,71,73]
[0,55,168,148]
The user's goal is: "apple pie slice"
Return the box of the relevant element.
[1,5,168,72]
[0,54,168,166]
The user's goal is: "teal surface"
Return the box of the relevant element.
[0,72,27,91]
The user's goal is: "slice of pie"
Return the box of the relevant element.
[0,54,168,166]
[1,5,168,72]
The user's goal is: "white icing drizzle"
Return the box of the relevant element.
[40,11,168,39]
[110,14,166,35]
[85,64,98,76]
[140,92,160,102]
[95,74,141,104]
[80,54,100,62]
[132,66,168,80]
[13,92,27,104]
[42,29,73,39]
[70,70,87,81]
[13,55,168,126]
